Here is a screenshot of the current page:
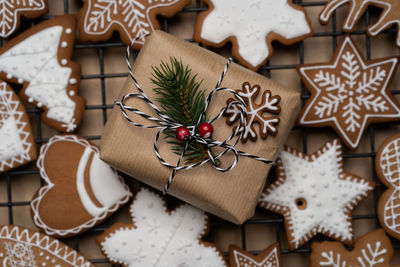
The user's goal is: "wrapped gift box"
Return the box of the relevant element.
[100,30,300,224]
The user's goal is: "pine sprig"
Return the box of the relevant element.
[151,58,219,165]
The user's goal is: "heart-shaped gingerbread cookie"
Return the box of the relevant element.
[31,134,132,238]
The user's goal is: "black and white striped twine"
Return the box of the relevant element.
[116,35,275,194]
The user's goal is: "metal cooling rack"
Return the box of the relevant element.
[0,0,399,266]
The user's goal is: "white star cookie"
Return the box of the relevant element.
[258,139,375,250]
[194,0,313,70]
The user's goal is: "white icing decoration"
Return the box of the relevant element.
[0,0,46,38]
[69,91,75,97]
[233,247,279,267]
[65,28,72,34]
[4,242,36,266]
[225,82,280,141]
[259,139,374,249]
[319,241,387,267]
[17,78,23,84]
[0,225,94,267]
[61,41,68,48]
[61,59,68,65]
[6,74,12,79]
[83,0,184,46]
[0,82,33,172]
[378,135,400,236]
[199,0,311,67]
[0,26,78,130]
[100,188,226,267]
[69,78,77,85]
[320,0,400,46]
[31,135,132,237]
[298,37,400,149]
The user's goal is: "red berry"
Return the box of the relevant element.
[198,122,213,138]
[176,126,190,141]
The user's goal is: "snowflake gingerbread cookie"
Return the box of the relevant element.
[78,0,190,48]
[376,133,400,241]
[0,225,94,267]
[320,0,400,47]
[0,0,48,38]
[229,243,281,267]
[310,229,396,267]
[0,80,36,175]
[0,15,86,132]
[31,135,132,238]
[225,82,281,142]
[297,36,400,150]
[98,188,228,267]
[258,139,375,250]
[194,0,313,70]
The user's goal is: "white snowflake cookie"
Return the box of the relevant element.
[258,139,375,250]
[97,188,228,267]
[0,225,94,267]
[320,0,400,47]
[297,35,400,150]
[0,15,86,133]
[225,82,281,142]
[194,0,313,70]
[0,0,48,38]
[310,229,395,267]
[78,0,190,48]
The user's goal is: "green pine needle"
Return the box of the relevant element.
[151,58,220,166]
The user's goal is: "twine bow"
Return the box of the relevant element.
[116,40,275,195]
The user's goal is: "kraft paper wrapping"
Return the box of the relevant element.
[100,30,301,224]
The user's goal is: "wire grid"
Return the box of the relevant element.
[0,0,399,265]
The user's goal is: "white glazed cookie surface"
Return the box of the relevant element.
[100,188,227,267]
[200,0,311,67]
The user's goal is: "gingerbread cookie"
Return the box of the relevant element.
[320,0,400,47]
[0,225,94,267]
[193,0,313,70]
[376,133,400,240]
[0,15,85,133]
[258,139,375,250]
[98,188,228,267]
[0,80,36,174]
[31,135,132,238]
[297,36,400,150]
[78,0,190,48]
[225,82,281,142]
[0,0,48,38]
[310,229,395,267]
[229,243,281,267]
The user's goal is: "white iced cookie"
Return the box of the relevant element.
[194,0,313,70]
[98,188,228,267]
[0,15,85,132]
[259,139,375,250]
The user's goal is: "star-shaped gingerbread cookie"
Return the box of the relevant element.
[297,36,400,150]
[310,229,396,267]
[229,243,281,267]
[194,0,313,70]
[320,0,400,47]
[258,139,375,250]
[78,0,190,48]
[0,0,48,38]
